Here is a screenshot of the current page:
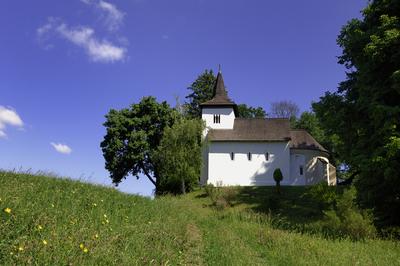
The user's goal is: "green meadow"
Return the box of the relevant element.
[1,171,399,265]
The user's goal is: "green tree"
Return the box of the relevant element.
[185,70,216,118]
[154,118,204,194]
[313,0,400,227]
[100,96,177,194]
[237,104,266,118]
[273,168,283,194]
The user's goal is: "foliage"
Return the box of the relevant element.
[203,185,238,209]
[273,168,283,194]
[1,171,399,265]
[184,70,266,118]
[321,187,377,240]
[270,100,299,119]
[312,0,400,226]
[154,118,204,194]
[100,96,177,194]
[184,70,216,118]
[303,182,338,209]
[237,104,266,118]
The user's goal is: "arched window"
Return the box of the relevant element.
[230,152,235,160]
[265,152,269,161]
[247,152,252,161]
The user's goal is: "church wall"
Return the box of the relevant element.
[289,149,335,185]
[206,141,290,186]
[202,107,235,130]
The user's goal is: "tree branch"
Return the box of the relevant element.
[140,163,156,186]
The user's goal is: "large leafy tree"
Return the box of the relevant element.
[185,70,216,118]
[237,104,266,118]
[154,118,204,194]
[313,0,400,226]
[100,96,178,194]
[185,69,266,118]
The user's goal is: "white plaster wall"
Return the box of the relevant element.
[206,141,290,186]
[290,149,334,185]
[202,107,235,130]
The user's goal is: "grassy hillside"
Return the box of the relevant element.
[1,171,399,265]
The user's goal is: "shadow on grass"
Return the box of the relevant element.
[234,186,324,226]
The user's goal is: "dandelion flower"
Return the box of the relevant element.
[83,247,88,253]
[42,240,48,245]
[95,234,99,239]
[4,207,11,214]
[79,243,84,250]
[18,246,24,251]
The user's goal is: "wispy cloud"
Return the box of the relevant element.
[37,18,126,63]
[81,0,125,31]
[0,106,24,139]
[51,142,72,154]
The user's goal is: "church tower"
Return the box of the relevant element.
[200,70,238,131]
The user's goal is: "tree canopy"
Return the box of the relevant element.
[313,0,400,227]
[100,96,178,194]
[154,118,204,194]
[270,100,300,119]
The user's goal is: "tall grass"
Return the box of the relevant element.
[1,171,399,265]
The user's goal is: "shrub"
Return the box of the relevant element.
[321,187,376,240]
[303,182,338,209]
[273,168,283,194]
[204,185,238,209]
[220,187,239,206]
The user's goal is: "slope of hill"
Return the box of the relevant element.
[1,171,399,265]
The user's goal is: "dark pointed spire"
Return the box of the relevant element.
[199,67,238,116]
[213,70,228,99]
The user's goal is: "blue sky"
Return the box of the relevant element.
[0,0,367,196]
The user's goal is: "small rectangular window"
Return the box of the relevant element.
[230,152,235,160]
[265,152,269,161]
[213,114,221,124]
[299,166,304,175]
[247,152,252,161]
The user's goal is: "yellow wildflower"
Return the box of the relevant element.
[92,203,97,207]
[79,243,84,250]
[42,240,48,245]
[103,214,107,218]
[105,219,109,224]
[18,246,24,251]
[38,225,43,230]
[4,207,11,214]
[95,234,99,239]
[83,247,88,253]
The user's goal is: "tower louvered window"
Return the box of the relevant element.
[213,114,221,124]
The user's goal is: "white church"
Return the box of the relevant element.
[200,71,336,186]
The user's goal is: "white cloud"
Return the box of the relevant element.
[0,106,24,138]
[51,142,72,154]
[37,18,126,63]
[80,0,124,31]
[98,0,124,31]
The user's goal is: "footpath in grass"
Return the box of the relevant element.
[1,171,399,265]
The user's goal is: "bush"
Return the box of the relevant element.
[321,187,376,240]
[204,185,238,209]
[303,182,338,209]
[273,168,283,194]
